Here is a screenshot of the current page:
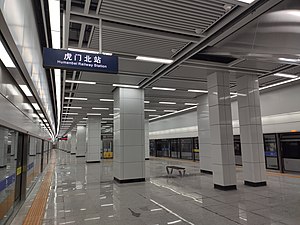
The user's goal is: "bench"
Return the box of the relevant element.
[166,166,186,176]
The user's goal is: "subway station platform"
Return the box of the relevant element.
[12,150,300,225]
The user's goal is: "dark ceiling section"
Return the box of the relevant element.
[190,52,237,64]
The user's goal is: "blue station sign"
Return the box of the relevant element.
[43,48,118,73]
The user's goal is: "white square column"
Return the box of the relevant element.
[0,127,8,167]
[113,88,145,183]
[76,125,86,157]
[145,119,150,160]
[208,72,237,190]
[197,95,212,174]
[70,131,76,154]
[86,116,102,163]
[237,75,267,187]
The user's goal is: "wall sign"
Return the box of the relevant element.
[43,48,118,73]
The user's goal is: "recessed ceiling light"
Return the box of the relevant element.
[237,0,255,3]
[259,77,300,91]
[278,57,300,63]
[159,102,176,105]
[273,73,298,79]
[65,97,87,101]
[0,40,15,68]
[145,109,156,112]
[100,99,114,102]
[19,85,33,96]
[87,113,101,116]
[63,106,82,109]
[184,103,198,106]
[136,56,173,64]
[32,103,41,110]
[144,101,150,104]
[62,112,78,115]
[152,87,176,91]
[112,84,139,88]
[65,80,96,85]
[149,106,197,121]
[92,107,109,110]
[188,89,208,93]
[164,110,177,112]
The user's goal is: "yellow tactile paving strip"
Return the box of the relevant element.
[22,152,55,225]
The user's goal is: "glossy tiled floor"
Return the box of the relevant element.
[29,150,300,224]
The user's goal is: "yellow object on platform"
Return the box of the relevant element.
[103,151,113,158]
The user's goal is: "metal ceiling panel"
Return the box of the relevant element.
[90,27,189,58]
[234,60,285,71]
[79,72,146,84]
[119,58,159,74]
[100,0,235,36]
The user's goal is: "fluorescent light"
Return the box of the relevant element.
[39,114,45,118]
[100,99,114,102]
[237,0,255,3]
[112,84,139,88]
[54,68,61,137]
[92,107,109,110]
[87,113,101,116]
[65,80,96,85]
[32,103,41,110]
[0,40,15,68]
[278,57,300,63]
[102,118,113,120]
[259,77,300,91]
[149,115,159,117]
[149,106,197,121]
[65,97,87,101]
[152,87,176,91]
[62,117,73,120]
[145,109,156,112]
[82,118,88,120]
[136,56,173,64]
[167,220,182,225]
[19,85,33,96]
[144,101,150,104]
[62,113,78,115]
[63,106,82,109]
[184,103,198,106]
[164,110,177,112]
[188,89,208,93]
[273,73,298,79]
[49,0,60,49]
[159,102,176,105]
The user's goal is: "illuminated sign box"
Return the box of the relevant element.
[43,48,118,73]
